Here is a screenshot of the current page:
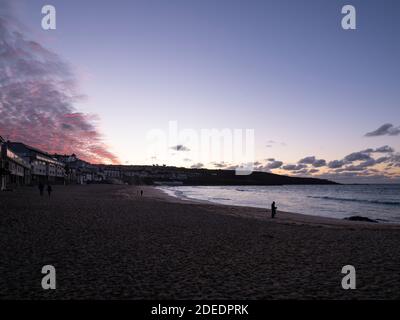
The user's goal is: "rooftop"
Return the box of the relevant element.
[7,142,64,166]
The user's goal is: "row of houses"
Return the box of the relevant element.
[0,138,30,190]
[0,137,132,190]
[1,136,198,191]
[0,137,66,190]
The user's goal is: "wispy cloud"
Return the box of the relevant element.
[0,1,119,164]
[191,163,204,169]
[282,164,307,171]
[170,144,190,152]
[211,161,229,168]
[365,123,400,137]
[265,140,286,148]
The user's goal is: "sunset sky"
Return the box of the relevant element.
[1,0,400,183]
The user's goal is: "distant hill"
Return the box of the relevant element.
[180,168,338,186]
[114,165,338,186]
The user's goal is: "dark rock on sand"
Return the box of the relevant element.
[344,216,378,223]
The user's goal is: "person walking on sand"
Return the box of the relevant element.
[271,201,277,219]
[38,182,44,197]
[47,184,52,198]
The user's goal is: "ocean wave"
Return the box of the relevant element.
[308,196,400,206]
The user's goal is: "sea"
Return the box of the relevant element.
[158,184,400,223]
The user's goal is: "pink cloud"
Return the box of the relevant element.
[0,2,119,164]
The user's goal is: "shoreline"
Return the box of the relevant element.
[149,186,400,230]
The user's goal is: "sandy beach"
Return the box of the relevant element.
[0,184,399,300]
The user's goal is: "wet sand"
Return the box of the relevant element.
[0,184,399,299]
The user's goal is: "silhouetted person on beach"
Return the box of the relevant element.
[38,183,44,196]
[271,201,277,218]
[141,190,143,197]
[47,185,52,198]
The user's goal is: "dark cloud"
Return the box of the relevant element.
[255,159,282,171]
[375,156,390,164]
[328,146,395,171]
[358,146,394,154]
[299,156,316,164]
[359,148,374,154]
[313,159,326,167]
[387,153,400,167]
[265,160,283,169]
[298,156,326,167]
[170,144,190,152]
[0,2,119,164]
[191,163,204,169]
[328,159,346,169]
[344,151,372,162]
[375,145,394,153]
[338,159,377,172]
[282,164,306,171]
[212,161,228,168]
[365,123,400,137]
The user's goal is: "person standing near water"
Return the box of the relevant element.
[271,201,277,218]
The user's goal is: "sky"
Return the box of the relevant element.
[0,0,400,183]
